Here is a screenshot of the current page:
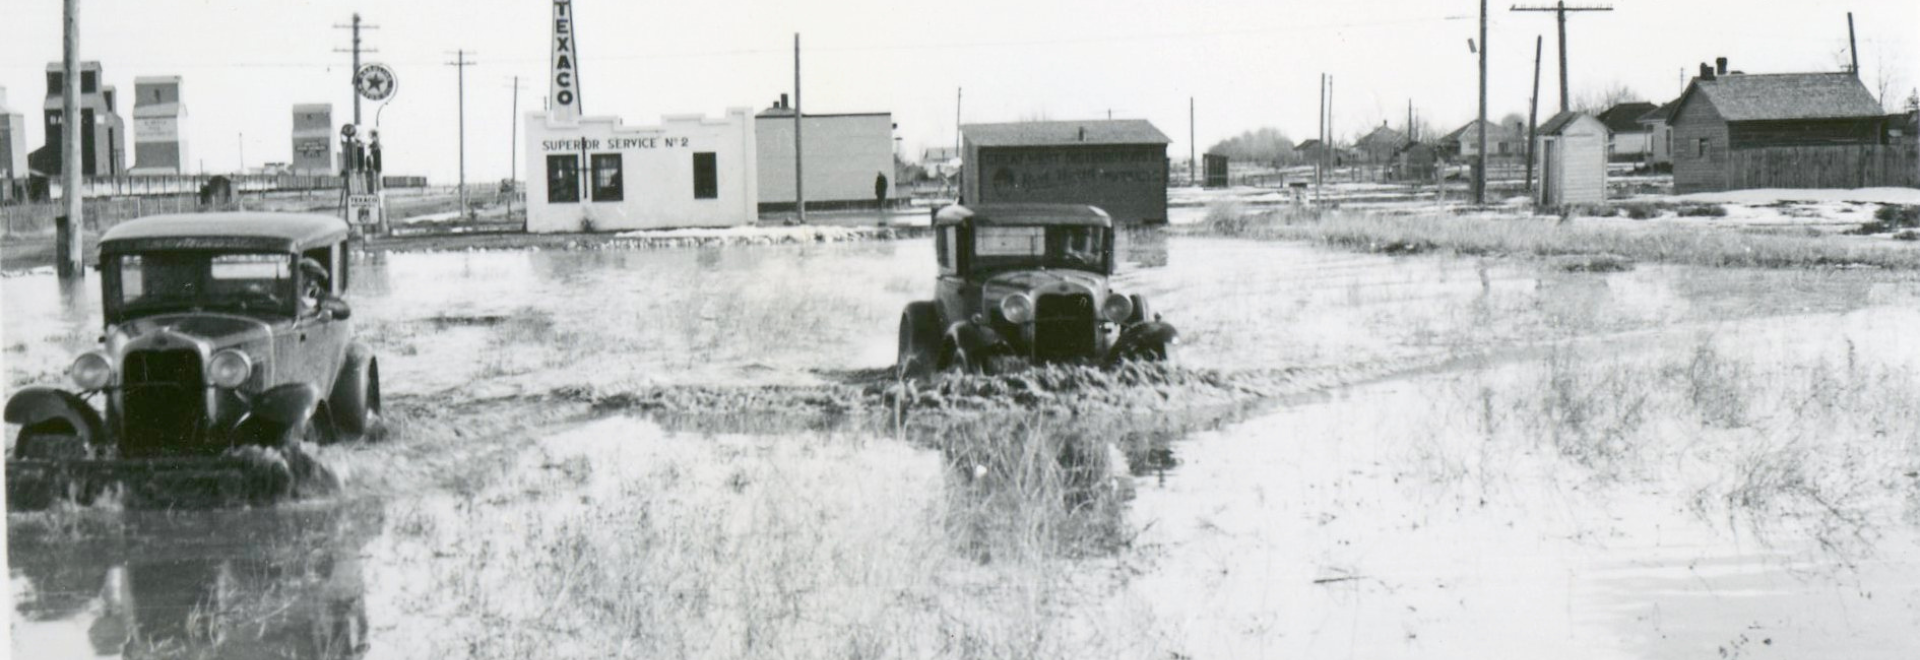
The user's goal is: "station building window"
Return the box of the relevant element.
[546,154,579,203]
[692,152,718,199]
[591,153,624,202]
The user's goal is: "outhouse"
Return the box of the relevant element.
[1534,111,1607,207]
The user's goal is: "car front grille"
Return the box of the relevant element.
[1033,293,1097,362]
[121,349,207,457]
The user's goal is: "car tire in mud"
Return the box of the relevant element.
[328,343,383,442]
[898,301,941,382]
[7,422,93,510]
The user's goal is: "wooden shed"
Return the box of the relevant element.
[1534,111,1607,207]
[1668,67,1895,193]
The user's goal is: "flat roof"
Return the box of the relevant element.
[933,203,1112,227]
[101,213,349,254]
[963,120,1171,147]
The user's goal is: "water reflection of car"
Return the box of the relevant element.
[897,204,1177,378]
[4,213,384,508]
[9,505,375,659]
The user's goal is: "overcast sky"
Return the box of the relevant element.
[2,0,1914,183]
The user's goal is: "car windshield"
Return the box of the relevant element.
[971,225,1108,273]
[105,251,295,321]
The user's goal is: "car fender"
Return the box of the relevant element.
[944,318,1010,357]
[253,383,323,427]
[1109,321,1179,360]
[3,387,105,445]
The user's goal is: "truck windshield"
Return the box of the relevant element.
[105,252,295,321]
[972,225,1108,273]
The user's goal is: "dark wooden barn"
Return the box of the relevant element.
[962,120,1171,225]
[1670,65,1897,193]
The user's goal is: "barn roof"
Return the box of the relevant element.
[963,120,1171,147]
[1439,119,1518,142]
[1596,102,1658,133]
[1637,99,1678,125]
[1682,73,1885,122]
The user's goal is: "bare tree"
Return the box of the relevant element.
[1573,82,1641,115]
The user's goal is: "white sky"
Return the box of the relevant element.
[2,0,1914,183]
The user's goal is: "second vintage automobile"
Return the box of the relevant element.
[4,212,382,508]
[897,203,1177,379]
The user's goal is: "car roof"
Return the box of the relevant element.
[100,212,351,254]
[933,204,1112,228]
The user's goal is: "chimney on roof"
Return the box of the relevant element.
[1700,63,1715,81]
[780,93,789,109]
[1715,57,1728,76]
[1077,126,1086,142]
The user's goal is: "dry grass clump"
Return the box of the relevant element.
[1480,338,1920,548]
[1201,208,1920,269]
[373,413,1169,659]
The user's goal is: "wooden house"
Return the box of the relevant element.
[1596,101,1657,161]
[1670,64,1891,193]
[1534,111,1607,206]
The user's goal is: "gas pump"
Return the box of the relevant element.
[340,123,387,235]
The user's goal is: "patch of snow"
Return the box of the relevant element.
[1671,188,1920,205]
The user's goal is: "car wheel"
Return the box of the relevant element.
[897,302,940,382]
[329,346,382,442]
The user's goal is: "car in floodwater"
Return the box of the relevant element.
[897,203,1177,378]
[4,212,382,508]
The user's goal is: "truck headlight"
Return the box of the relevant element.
[999,293,1035,324]
[207,349,253,388]
[70,352,114,390]
[1100,294,1134,323]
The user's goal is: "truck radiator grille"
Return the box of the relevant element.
[121,349,206,457]
[1033,293,1096,362]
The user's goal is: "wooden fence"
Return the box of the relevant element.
[1727,143,1918,190]
[1,195,250,236]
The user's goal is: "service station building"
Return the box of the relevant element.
[524,109,759,233]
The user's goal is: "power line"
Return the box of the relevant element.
[1511,2,1614,113]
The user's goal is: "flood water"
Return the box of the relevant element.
[8,233,1920,658]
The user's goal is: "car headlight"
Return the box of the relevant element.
[207,349,253,388]
[1100,294,1134,323]
[999,293,1035,324]
[70,352,114,390]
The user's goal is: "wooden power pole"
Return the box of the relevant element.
[58,0,83,280]
[1526,35,1543,193]
[1847,12,1859,78]
[446,49,476,219]
[794,33,805,223]
[333,13,379,125]
[1511,2,1613,113]
[1475,0,1487,205]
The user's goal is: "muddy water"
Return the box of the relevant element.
[9,235,1920,657]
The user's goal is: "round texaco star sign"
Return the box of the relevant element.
[354,64,398,102]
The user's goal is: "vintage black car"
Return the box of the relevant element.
[897,203,1177,378]
[5,213,382,506]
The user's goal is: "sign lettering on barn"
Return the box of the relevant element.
[551,0,582,120]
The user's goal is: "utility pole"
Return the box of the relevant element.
[1189,97,1196,187]
[446,50,475,219]
[954,87,962,200]
[237,132,245,173]
[506,75,520,228]
[1511,2,1613,113]
[1474,0,1488,205]
[57,0,81,280]
[1327,76,1334,183]
[794,33,805,223]
[333,13,380,125]
[1316,74,1326,203]
[1526,35,1543,193]
[1847,12,1859,78]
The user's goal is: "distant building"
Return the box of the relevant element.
[1438,119,1523,161]
[291,104,334,175]
[1534,111,1608,206]
[1354,123,1408,164]
[130,76,188,174]
[1203,153,1229,188]
[1,86,27,198]
[1636,100,1677,165]
[1670,61,1890,193]
[522,108,758,233]
[27,61,127,177]
[1596,101,1658,161]
[961,119,1171,225]
[1392,141,1441,181]
[754,98,894,212]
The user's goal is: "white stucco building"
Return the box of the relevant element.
[523,108,759,233]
